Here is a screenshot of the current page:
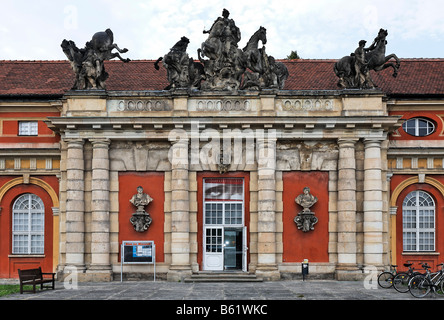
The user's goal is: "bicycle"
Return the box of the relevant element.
[393,262,422,293]
[378,264,398,288]
[409,263,444,298]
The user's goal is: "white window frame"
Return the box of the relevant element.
[402,190,435,252]
[202,178,246,271]
[18,121,38,136]
[402,118,435,137]
[12,193,45,254]
[203,178,245,228]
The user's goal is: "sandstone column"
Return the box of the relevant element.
[256,135,280,280]
[87,138,112,280]
[336,139,359,278]
[64,139,86,273]
[167,138,191,281]
[363,139,384,269]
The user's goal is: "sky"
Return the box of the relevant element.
[0,0,443,61]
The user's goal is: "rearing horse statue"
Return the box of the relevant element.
[334,28,400,89]
[243,26,267,74]
[365,28,400,78]
[241,26,288,90]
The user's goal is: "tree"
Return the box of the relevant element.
[286,50,301,60]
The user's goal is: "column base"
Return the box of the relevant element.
[58,264,113,282]
[85,265,113,282]
[363,264,384,273]
[335,264,363,281]
[167,266,192,282]
[84,269,113,282]
[255,264,281,281]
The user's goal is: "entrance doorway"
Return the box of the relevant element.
[202,178,247,271]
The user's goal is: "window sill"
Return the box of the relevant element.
[401,252,440,256]
[8,255,45,258]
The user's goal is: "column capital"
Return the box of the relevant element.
[65,138,85,147]
[363,139,383,148]
[337,138,358,148]
[89,138,111,147]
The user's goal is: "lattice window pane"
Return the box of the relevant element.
[418,191,434,207]
[13,235,29,254]
[18,121,38,136]
[31,212,45,232]
[224,203,243,225]
[403,232,416,251]
[31,235,44,254]
[205,228,222,252]
[419,232,435,251]
[419,209,434,229]
[13,212,29,232]
[402,209,416,229]
[205,203,223,225]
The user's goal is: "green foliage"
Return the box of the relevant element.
[0,284,32,297]
[287,50,301,60]
[0,285,21,297]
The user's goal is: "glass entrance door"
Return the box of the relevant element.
[224,228,243,270]
[203,178,247,271]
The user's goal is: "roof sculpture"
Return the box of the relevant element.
[55,9,406,94]
[155,9,289,91]
[61,28,131,90]
[334,28,401,89]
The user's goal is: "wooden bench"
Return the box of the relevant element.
[18,267,56,294]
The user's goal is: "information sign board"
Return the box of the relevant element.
[121,241,155,281]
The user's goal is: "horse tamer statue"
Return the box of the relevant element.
[61,29,130,90]
[334,28,400,89]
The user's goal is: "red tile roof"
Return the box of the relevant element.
[0,59,443,97]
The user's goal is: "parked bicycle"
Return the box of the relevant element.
[393,262,422,293]
[377,264,398,288]
[409,263,444,298]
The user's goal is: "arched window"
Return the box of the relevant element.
[402,190,435,252]
[12,194,45,254]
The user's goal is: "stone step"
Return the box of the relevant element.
[184,272,263,283]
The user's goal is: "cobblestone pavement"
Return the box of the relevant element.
[1,280,440,318]
[1,279,442,301]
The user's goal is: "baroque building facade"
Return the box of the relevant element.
[0,20,443,281]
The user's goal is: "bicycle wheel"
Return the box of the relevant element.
[393,273,410,293]
[439,279,444,296]
[409,275,431,298]
[378,271,394,288]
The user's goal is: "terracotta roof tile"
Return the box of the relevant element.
[0,59,443,97]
